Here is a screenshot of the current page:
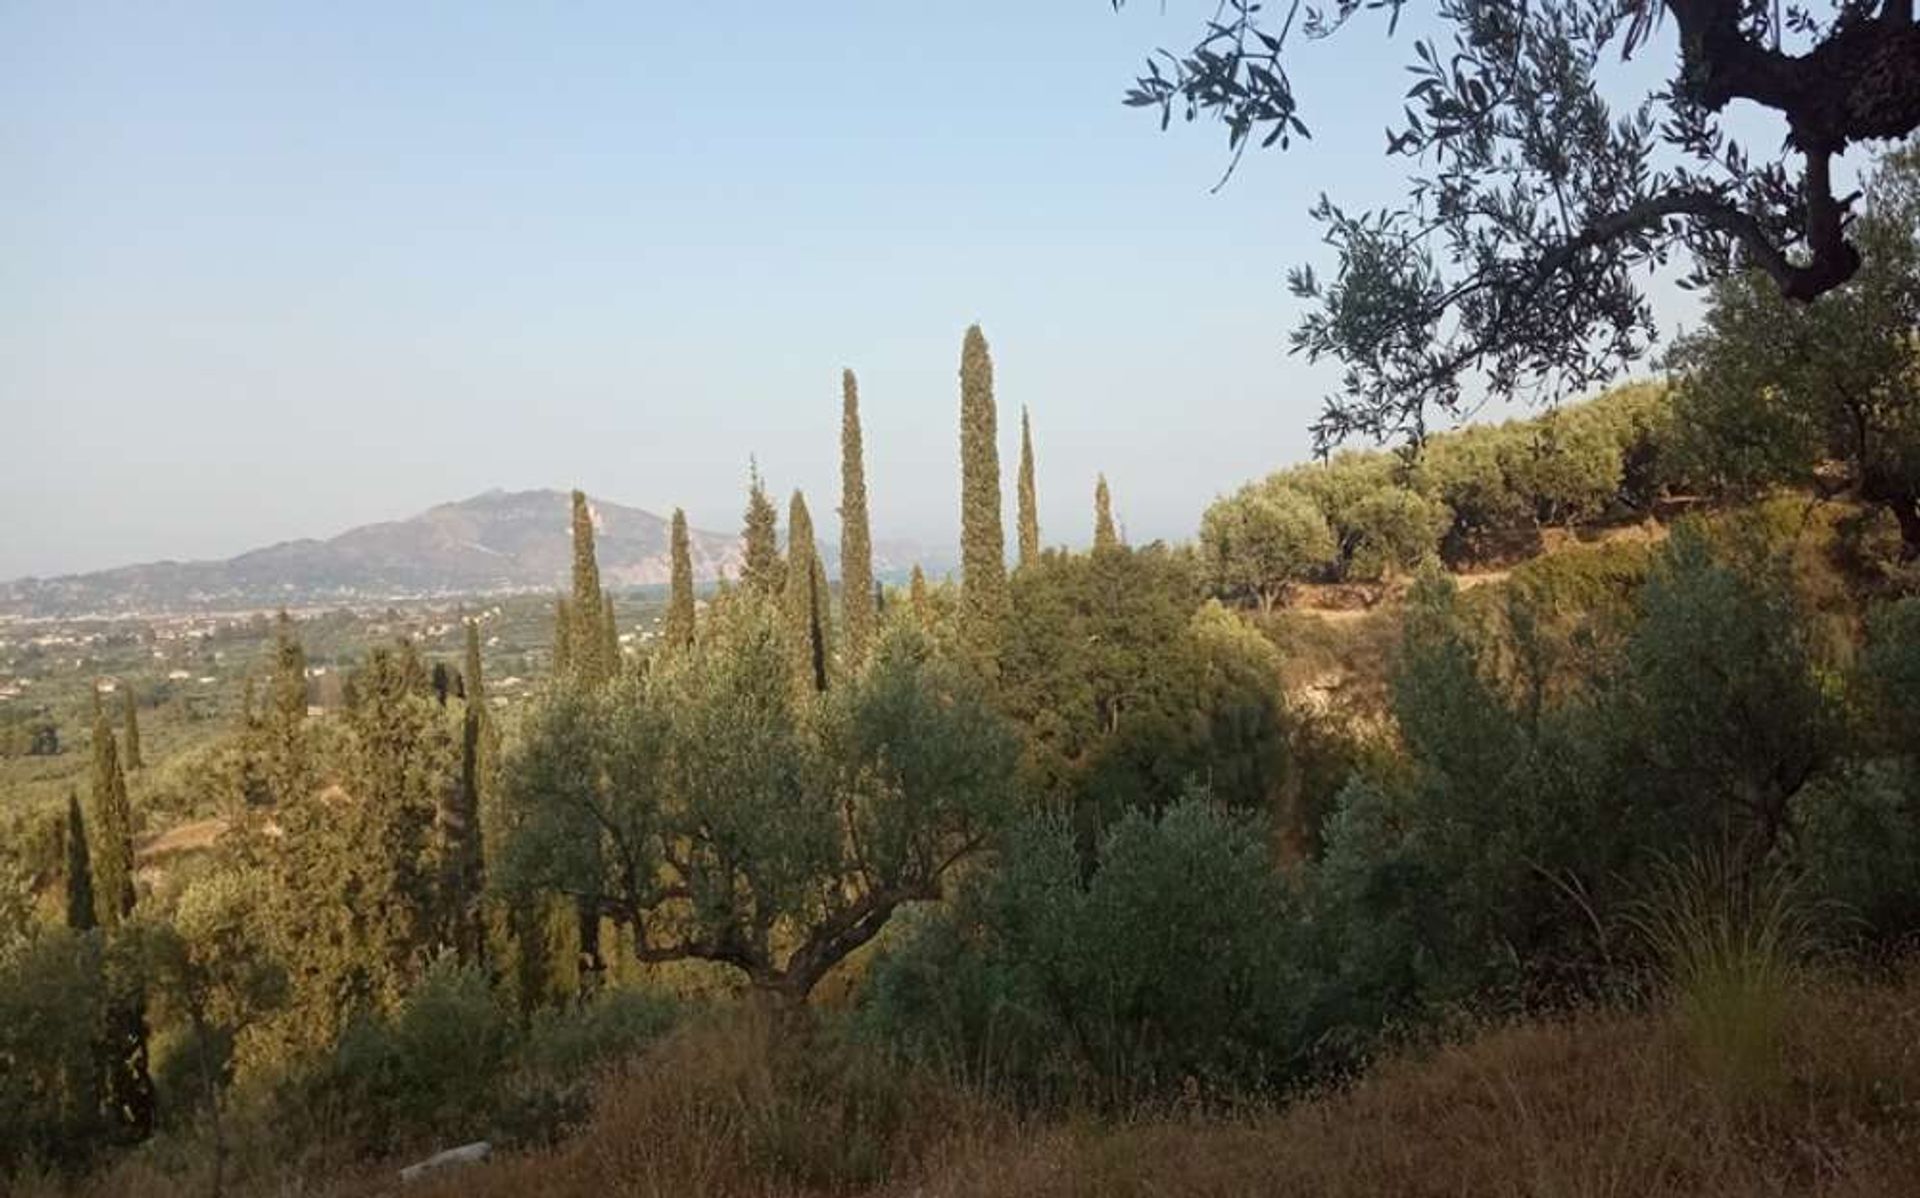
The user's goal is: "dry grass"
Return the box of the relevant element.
[40,969,1920,1198]
[923,975,1920,1198]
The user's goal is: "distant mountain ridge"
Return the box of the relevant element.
[1,489,930,617]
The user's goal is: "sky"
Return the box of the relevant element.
[3,2,1727,579]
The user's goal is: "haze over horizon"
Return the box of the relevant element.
[5,3,1701,580]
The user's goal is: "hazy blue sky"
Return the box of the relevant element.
[5,2,1701,578]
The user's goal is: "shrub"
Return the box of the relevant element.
[1794,761,1920,947]
[865,799,1301,1106]
[292,958,515,1155]
[1631,853,1812,1108]
[0,928,111,1175]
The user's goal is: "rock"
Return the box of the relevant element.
[399,1141,492,1183]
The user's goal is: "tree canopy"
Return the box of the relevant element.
[1111,1,1920,445]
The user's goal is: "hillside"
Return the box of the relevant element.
[0,489,929,617]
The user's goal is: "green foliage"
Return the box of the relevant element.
[840,369,876,666]
[1000,544,1197,816]
[140,868,286,1128]
[1271,450,1444,581]
[519,987,676,1083]
[64,793,95,933]
[782,490,832,697]
[1409,423,1534,559]
[565,489,611,686]
[1794,761,1920,946]
[1093,473,1118,551]
[1503,410,1624,527]
[741,458,785,598]
[504,598,1019,1001]
[88,716,134,930]
[959,323,1009,669]
[293,958,515,1155]
[1632,853,1811,1107]
[121,689,142,772]
[1199,484,1335,609]
[1616,525,1833,857]
[1858,595,1920,751]
[1666,147,1920,550]
[0,927,110,1173]
[261,612,309,805]
[1016,405,1040,567]
[256,641,450,1052]
[866,799,1299,1105]
[1343,485,1450,580]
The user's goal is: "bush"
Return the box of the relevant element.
[0,928,111,1175]
[865,799,1301,1106]
[292,958,514,1155]
[1794,761,1920,947]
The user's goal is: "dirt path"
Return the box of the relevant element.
[138,816,228,862]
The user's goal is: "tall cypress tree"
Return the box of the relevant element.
[552,597,573,677]
[910,564,930,627]
[1094,473,1119,552]
[839,369,876,666]
[600,591,620,674]
[569,490,609,685]
[665,508,696,650]
[959,324,1008,666]
[263,612,309,805]
[1017,404,1040,568]
[89,716,134,929]
[65,791,95,932]
[784,491,830,696]
[741,458,785,597]
[89,707,155,1139]
[464,618,486,708]
[444,625,486,966]
[121,688,142,771]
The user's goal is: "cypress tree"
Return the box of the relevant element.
[446,628,486,965]
[811,548,835,681]
[839,369,876,666]
[1017,405,1040,568]
[1094,473,1119,552]
[569,490,609,685]
[783,491,831,696]
[665,507,697,650]
[601,591,619,674]
[741,458,785,597]
[65,791,95,932]
[121,688,142,771]
[553,597,573,676]
[263,612,309,805]
[89,716,134,930]
[958,324,1008,666]
[89,714,155,1143]
[910,564,930,627]
[464,618,486,707]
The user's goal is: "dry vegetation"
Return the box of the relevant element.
[45,965,1919,1198]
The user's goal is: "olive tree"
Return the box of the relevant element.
[1667,144,1920,554]
[502,598,1020,1005]
[1110,1,1920,444]
[1199,484,1336,610]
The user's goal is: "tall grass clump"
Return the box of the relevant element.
[1631,851,1813,1108]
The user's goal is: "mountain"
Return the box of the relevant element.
[0,489,934,617]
